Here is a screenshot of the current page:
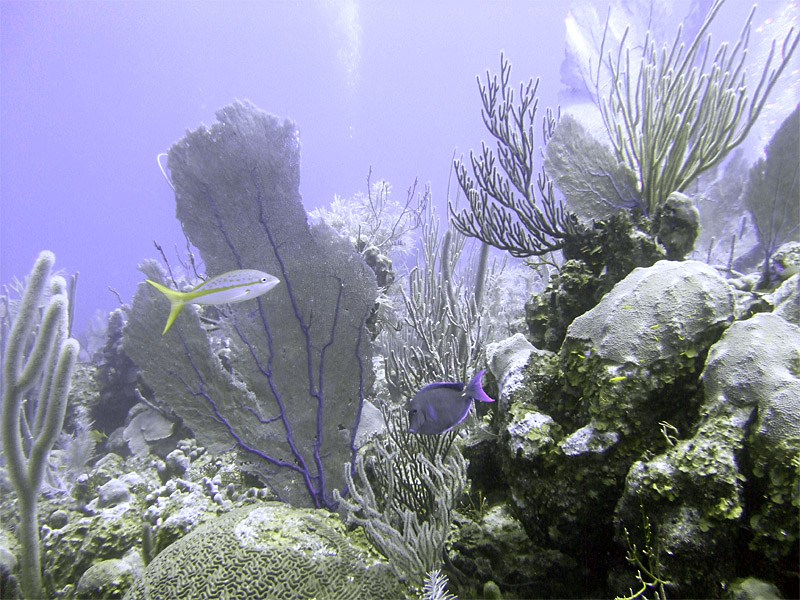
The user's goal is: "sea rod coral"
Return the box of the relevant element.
[1,251,79,600]
[334,407,466,587]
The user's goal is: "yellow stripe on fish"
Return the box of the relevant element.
[146,269,280,335]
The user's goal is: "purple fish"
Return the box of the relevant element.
[407,370,495,435]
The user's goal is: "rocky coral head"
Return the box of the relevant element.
[653,192,700,260]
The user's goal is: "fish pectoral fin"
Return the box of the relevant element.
[224,289,254,303]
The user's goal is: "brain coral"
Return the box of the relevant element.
[124,502,404,600]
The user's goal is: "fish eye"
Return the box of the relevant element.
[260,277,268,283]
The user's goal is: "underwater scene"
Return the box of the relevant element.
[1,1,799,598]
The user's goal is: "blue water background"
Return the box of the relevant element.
[1,1,792,336]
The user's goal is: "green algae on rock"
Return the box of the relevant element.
[613,311,800,596]
[704,312,800,561]
[561,259,735,435]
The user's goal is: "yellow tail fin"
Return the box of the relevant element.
[145,279,186,335]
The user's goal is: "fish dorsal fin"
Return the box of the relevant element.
[419,381,465,394]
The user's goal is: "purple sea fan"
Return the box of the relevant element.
[123,101,377,508]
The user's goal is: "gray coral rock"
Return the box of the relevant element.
[163,449,190,478]
[728,577,784,600]
[505,407,560,460]
[654,192,700,260]
[704,312,800,560]
[97,478,132,508]
[498,260,744,593]
[615,413,747,596]
[771,241,800,283]
[486,333,537,410]
[41,502,142,596]
[564,260,734,369]
[703,312,800,422]
[450,504,570,599]
[558,422,619,456]
[561,259,735,435]
[123,502,404,600]
[773,272,799,324]
[614,311,800,595]
[76,558,135,598]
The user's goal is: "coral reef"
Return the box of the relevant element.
[613,311,800,596]
[309,173,426,263]
[705,313,800,561]
[472,18,800,593]
[123,502,404,600]
[544,113,640,223]
[652,192,701,261]
[383,201,493,398]
[75,558,136,599]
[772,243,800,286]
[40,484,142,596]
[461,0,799,362]
[420,569,458,600]
[92,309,144,436]
[2,420,381,598]
[4,3,797,595]
[449,503,569,598]
[478,256,798,597]
[309,174,429,338]
[594,0,799,216]
[562,260,734,434]
[451,54,577,258]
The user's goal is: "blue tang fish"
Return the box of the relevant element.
[146,269,279,335]
[407,370,495,434]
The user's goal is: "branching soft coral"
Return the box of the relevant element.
[450,54,577,258]
[595,0,799,216]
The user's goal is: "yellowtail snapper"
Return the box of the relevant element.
[146,269,280,335]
